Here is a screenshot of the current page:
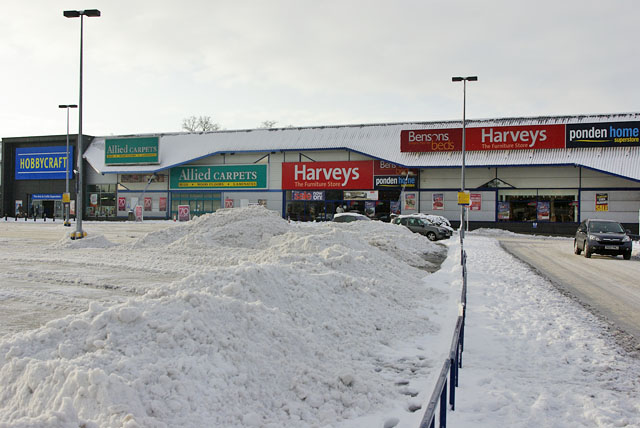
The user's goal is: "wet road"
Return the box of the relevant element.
[498,235,640,346]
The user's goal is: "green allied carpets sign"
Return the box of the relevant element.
[170,165,268,189]
[105,137,159,165]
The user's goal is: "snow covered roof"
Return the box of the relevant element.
[84,113,640,181]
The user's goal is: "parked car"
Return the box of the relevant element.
[392,215,450,241]
[332,212,372,223]
[574,219,633,260]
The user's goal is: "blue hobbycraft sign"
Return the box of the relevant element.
[15,146,74,180]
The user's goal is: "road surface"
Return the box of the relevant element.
[498,234,640,348]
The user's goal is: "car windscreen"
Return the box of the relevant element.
[590,221,624,233]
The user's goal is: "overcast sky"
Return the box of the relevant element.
[1,0,638,138]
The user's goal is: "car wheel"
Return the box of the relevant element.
[584,242,591,258]
[574,240,582,255]
[623,252,631,260]
[426,232,437,241]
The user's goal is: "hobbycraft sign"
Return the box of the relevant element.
[15,146,74,180]
[169,165,267,190]
[105,137,159,165]
[282,161,373,190]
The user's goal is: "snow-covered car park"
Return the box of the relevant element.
[1,207,639,427]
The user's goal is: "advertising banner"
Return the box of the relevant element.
[224,198,234,208]
[401,124,565,152]
[596,193,609,212]
[537,201,550,220]
[144,197,152,211]
[135,205,143,221]
[432,193,444,210]
[470,193,482,211]
[178,205,190,221]
[170,165,267,190]
[566,121,640,148]
[400,129,462,152]
[15,146,74,180]
[282,161,373,190]
[457,191,470,206]
[105,137,159,165]
[292,191,325,201]
[344,190,378,200]
[118,197,126,211]
[497,201,510,220]
[159,197,167,211]
[404,193,416,210]
[90,194,98,207]
[466,124,565,151]
[390,201,401,214]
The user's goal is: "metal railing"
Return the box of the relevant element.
[419,249,467,428]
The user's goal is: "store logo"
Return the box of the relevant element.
[481,128,547,147]
[401,129,461,152]
[566,121,640,148]
[294,164,360,186]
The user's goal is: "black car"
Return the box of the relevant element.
[574,219,633,260]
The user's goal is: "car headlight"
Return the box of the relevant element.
[623,235,631,242]
[588,235,601,241]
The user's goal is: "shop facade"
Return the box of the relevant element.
[0,135,86,219]
[3,113,639,235]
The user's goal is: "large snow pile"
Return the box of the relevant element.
[0,206,451,427]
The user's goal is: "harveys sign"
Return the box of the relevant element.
[401,124,565,152]
[282,161,373,190]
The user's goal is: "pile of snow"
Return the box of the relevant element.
[0,206,452,427]
[52,234,117,249]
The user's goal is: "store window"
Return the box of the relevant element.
[497,189,578,222]
[284,189,401,222]
[87,184,116,217]
[171,192,221,218]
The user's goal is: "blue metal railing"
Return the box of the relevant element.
[419,249,467,428]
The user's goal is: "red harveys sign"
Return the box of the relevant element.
[401,124,565,152]
[282,161,373,190]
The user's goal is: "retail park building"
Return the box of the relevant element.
[2,112,639,235]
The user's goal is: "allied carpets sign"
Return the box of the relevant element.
[15,146,74,180]
[105,137,159,165]
[281,161,373,190]
[566,121,640,148]
[169,165,268,190]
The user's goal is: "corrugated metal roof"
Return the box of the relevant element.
[84,112,640,182]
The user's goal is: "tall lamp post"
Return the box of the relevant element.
[64,8,100,239]
[452,76,477,248]
[59,104,77,226]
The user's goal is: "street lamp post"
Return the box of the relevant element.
[452,76,477,247]
[64,8,100,239]
[58,104,77,226]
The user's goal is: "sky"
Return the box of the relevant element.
[1,0,639,138]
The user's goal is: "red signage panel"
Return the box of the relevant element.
[466,124,565,151]
[401,129,462,152]
[401,124,566,152]
[282,161,373,190]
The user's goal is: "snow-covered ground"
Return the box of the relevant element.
[0,208,638,427]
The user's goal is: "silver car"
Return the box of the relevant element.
[392,216,450,241]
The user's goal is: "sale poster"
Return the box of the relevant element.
[118,197,126,212]
[470,193,482,211]
[159,197,167,212]
[404,193,416,210]
[178,205,190,221]
[432,193,444,210]
[595,193,609,212]
[144,197,152,211]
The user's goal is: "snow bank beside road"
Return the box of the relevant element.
[0,207,451,427]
